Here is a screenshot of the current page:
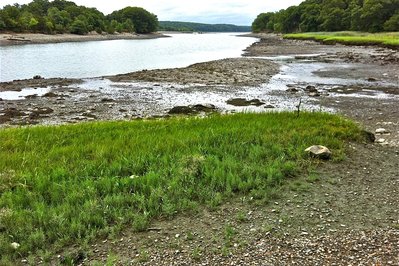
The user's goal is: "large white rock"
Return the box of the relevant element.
[305,145,332,160]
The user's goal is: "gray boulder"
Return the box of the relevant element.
[305,145,332,160]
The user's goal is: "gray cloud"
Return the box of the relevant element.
[2,0,304,25]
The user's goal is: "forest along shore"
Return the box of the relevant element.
[0,32,168,46]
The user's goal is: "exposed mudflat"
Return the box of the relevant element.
[2,33,399,265]
[0,32,168,46]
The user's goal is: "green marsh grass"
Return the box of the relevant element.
[0,112,364,261]
[284,31,399,48]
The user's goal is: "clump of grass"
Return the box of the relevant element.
[0,112,364,261]
[284,31,399,48]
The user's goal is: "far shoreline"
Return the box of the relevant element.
[0,32,170,46]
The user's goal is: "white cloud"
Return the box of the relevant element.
[1,0,304,25]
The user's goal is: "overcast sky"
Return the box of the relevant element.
[1,0,304,25]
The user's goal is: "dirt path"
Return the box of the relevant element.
[3,34,399,265]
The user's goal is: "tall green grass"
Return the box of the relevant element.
[284,31,399,48]
[0,112,364,261]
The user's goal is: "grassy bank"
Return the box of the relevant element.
[0,113,364,263]
[283,31,399,48]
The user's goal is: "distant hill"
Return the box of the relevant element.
[159,21,251,32]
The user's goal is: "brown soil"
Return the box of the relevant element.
[3,34,399,265]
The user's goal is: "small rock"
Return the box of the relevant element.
[375,128,389,134]
[43,92,58,97]
[286,88,299,93]
[361,130,375,142]
[367,77,377,82]
[226,98,264,106]
[308,92,321,97]
[11,242,20,249]
[305,145,332,160]
[264,104,275,109]
[33,75,43,79]
[168,106,194,115]
[376,138,386,143]
[305,85,318,92]
[101,98,114,102]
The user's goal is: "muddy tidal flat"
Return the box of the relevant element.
[1,33,398,147]
[2,33,399,265]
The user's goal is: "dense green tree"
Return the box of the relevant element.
[108,7,158,33]
[299,2,322,32]
[252,0,399,33]
[0,0,157,35]
[384,11,399,31]
[69,17,87,34]
[252,12,275,33]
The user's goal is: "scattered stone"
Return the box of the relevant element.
[190,104,217,112]
[375,128,389,134]
[25,94,38,99]
[43,92,58,97]
[226,98,265,106]
[82,112,97,119]
[305,85,318,92]
[367,77,377,82]
[376,138,386,144]
[101,98,114,102]
[308,92,321,97]
[33,75,43,80]
[361,130,375,143]
[286,88,299,93]
[264,105,275,109]
[168,106,195,115]
[305,145,332,160]
[168,104,217,115]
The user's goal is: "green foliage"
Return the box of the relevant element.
[69,17,88,35]
[252,0,399,33]
[0,112,364,260]
[0,0,157,35]
[159,21,251,32]
[252,13,275,33]
[107,7,158,34]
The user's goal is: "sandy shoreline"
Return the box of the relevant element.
[0,32,169,46]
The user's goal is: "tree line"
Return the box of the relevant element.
[0,0,158,34]
[159,21,251,32]
[252,0,399,33]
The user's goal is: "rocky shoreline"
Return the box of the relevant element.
[0,32,168,46]
[1,33,399,265]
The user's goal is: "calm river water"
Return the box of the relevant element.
[0,33,257,82]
